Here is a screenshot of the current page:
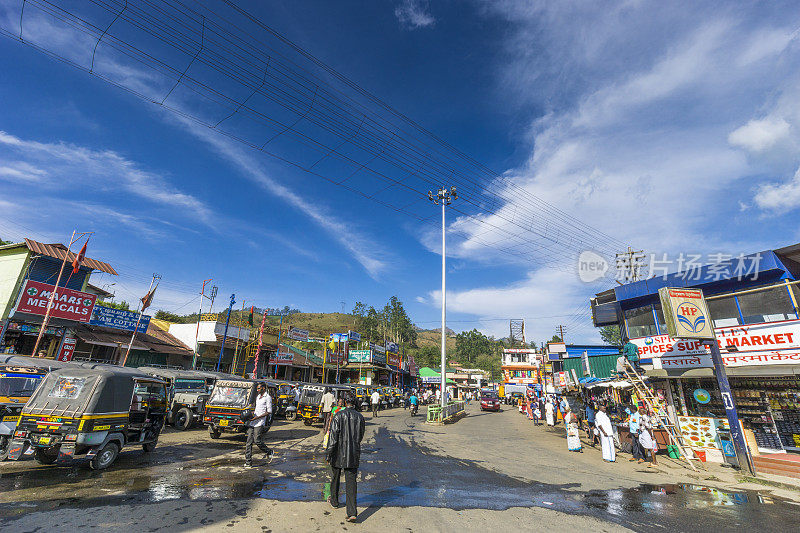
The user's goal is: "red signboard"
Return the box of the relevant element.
[16,280,97,323]
[387,352,401,368]
[269,346,294,366]
[57,336,77,361]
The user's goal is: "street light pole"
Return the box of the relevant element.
[428,186,457,409]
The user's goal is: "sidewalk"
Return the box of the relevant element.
[527,412,800,500]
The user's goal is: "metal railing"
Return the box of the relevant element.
[426,400,466,424]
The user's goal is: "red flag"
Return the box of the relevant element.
[141,285,157,311]
[72,240,88,273]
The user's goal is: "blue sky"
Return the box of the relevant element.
[2,1,800,344]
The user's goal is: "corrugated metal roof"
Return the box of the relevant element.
[24,239,118,275]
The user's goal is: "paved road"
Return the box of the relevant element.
[2,403,799,532]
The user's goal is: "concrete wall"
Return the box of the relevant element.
[0,245,30,320]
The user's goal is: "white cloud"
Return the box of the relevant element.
[729,117,792,153]
[178,119,391,279]
[0,161,47,182]
[754,166,800,212]
[395,0,435,30]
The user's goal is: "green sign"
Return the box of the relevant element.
[348,349,371,363]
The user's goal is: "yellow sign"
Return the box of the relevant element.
[219,419,229,426]
[94,425,111,431]
[659,287,715,340]
[2,416,19,423]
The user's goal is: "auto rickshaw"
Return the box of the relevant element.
[265,379,300,421]
[7,363,167,470]
[352,386,370,411]
[203,378,278,438]
[0,355,72,460]
[297,384,351,426]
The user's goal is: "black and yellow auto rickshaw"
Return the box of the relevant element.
[266,379,300,421]
[0,355,72,460]
[352,386,370,411]
[203,378,278,438]
[297,384,351,425]
[7,363,167,470]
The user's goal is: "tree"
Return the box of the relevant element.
[0,237,12,245]
[550,335,562,343]
[454,329,492,365]
[100,300,130,310]
[599,325,622,346]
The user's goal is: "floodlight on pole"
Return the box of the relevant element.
[428,187,456,409]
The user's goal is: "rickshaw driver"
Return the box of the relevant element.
[245,383,273,467]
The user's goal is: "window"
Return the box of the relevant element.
[48,377,86,399]
[0,375,41,397]
[210,386,251,406]
[708,295,741,327]
[624,305,657,338]
[654,305,666,334]
[173,379,206,391]
[737,286,796,324]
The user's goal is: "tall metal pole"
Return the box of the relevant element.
[32,230,79,357]
[122,273,159,366]
[440,200,447,408]
[274,313,284,379]
[193,279,212,369]
[216,294,235,372]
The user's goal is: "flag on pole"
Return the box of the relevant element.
[141,285,158,311]
[72,239,88,273]
[248,306,254,326]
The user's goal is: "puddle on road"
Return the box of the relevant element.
[2,427,800,531]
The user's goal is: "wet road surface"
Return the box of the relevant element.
[1,407,800,531]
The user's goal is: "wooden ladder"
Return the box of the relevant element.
[622,360,700,471]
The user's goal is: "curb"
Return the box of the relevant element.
[736,475,800,494]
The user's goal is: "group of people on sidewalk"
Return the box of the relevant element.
[518,390,659,468]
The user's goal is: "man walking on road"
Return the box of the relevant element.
[245,382,273,467]
[595,403,615,462]
[321,388,335,432]
[370,388,380,417]
[326,395,366,522]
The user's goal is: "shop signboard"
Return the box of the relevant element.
[387,341,399,354]
[348,349,371,363]
[659,287,715,340]
[632,319,800,368]
[16,280,97,323]
[557,371,567,387]
[387,351,401,368]
[287,326,309,342]
[57,336,77,362]
[269,346,294,365]
[371,348,387,366]
[326,351,344,364]
[348,330,361,342]
[90,305,150,332]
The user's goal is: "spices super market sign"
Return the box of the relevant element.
[16,280,96,323]
[632,319,800,368]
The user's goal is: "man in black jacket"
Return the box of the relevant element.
[326,395,366,522]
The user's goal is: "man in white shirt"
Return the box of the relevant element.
[595,403,615,462]
[370,389,381,417]
[321,388,336,431]
[245,382,273,467]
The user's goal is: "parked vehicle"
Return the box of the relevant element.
[203,378,278,439]
[297,384,351,425]
[480,391,502,412]
[266,379,300,421]
[138,367,211,430]
[352,386,370,411]
[7,363,167,470]
[0,355,71,460]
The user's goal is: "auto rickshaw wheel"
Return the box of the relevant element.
[90,442,119,470]
[209,426,221,439]
[174,408,193,431]
[0,436,10,461]
[285,411,297,421]
[33,447,59,465]
[303,418,312,426]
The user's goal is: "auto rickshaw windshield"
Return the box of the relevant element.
[208,385,250,406]
[174,378,206,391]
[0,374,41,398]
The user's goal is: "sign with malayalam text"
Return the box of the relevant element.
[287,326,309,342]
[348,349,371,363]
[57,336,76,362]
[387,351,401,368]
[90,305,150,332]
[269,346,294,365]
[16,280,96,323]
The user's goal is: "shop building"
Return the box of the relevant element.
[592,243,800,465]
[501,348,540,387]
[266,343,320,382]
[0,239,117,358]
[168,320,251,372]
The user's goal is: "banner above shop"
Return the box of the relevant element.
[348,349,371,363]
[287,326,309,342]
[269,346,294,365]
[632,318,800,369]
[16,280,97,323]
[659,287,715,340]
[387,351,401,368]
[90,305,150,332]
[348,330,361,342]
[387,341,399,354]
